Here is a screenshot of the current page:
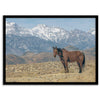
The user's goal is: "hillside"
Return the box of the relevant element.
[6,46,95,65]
[64,45,79,51]
[84,47,95,60]
[6,61,96,82]
[6,55,26,65]
[84,47,95,56]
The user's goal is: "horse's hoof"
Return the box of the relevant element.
[65,71,69,73]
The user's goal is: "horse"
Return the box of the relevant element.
[53,46,85,73]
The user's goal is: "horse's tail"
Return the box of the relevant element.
[82,52,85,68]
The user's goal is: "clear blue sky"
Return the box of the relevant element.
[6,18,95,32]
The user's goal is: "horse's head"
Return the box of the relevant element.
[53,46,58,57]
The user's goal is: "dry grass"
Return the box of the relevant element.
[6,60,96,82]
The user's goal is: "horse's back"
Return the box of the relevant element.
[64,50,82,56]
[63,50,83,62]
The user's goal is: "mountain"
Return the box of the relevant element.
[6,22,95,55]
[6,34,54,55]
[6,22,70,42]
[31,24,70,42]
[6,21,32,36]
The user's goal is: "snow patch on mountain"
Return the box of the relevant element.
[88,28,95,35]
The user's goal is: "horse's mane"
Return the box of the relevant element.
[57,48,62,52]
[57,48,63,57]
[57,48,67,52]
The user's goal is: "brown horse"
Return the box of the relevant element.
[53,47,85,73]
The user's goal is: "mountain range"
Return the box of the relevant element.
[6,21,95,56]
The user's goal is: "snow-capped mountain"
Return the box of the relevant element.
[6,21,95,55]
[6,22,70,42]
[32,24,70,42]
[6,21,32,36]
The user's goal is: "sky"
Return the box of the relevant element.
[6,18,95,32]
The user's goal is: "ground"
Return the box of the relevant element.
[6,60,96,82]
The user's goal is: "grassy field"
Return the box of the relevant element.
[6,60,96,82]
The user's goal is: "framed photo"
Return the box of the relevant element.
[3,15,98,85]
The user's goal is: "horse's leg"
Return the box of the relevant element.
[61,59,67,73]
[78,55,84,73]
[79,62,83,73]
[77,61,82,73]
[64,61,69,73]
